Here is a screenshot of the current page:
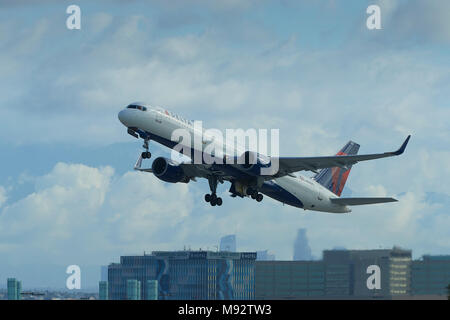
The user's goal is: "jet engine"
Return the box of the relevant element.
[151,157,189,183]
[237,151,272,176]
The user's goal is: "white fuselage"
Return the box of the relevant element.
[118,105,350,213]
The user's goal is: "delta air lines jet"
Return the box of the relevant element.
[118,102,410,213]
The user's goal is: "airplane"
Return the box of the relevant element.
[118,102,410,213]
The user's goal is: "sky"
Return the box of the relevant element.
[0,0,449,290]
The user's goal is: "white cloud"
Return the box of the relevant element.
[0,186,7,208]
[0,162,194,265]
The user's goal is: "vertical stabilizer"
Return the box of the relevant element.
[314,141,360,196]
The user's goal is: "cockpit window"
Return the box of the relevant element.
[127,104,147,111]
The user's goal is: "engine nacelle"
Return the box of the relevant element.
[229,181,255,197]
[151,157,189,183]
[237,151,272,176]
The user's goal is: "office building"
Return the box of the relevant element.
[256,261,325,299]
[293,228,313,261]
[100,266,108,282]
[99,281,108,300]
[322,250,353,297]
[323,246,412,298]
[257,250,276,261]
[108,250,256,300]
[146,280,158,300]
[17,280,21,300]
[127,279,141,300]
[411,255,450,297]
[7,278,21,300]
[255,247,411,299]
[219,235,236,252]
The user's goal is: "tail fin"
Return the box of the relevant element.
[314,141,360,196]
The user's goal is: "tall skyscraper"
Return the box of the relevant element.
[7,278,21,300]
[100,265,108,282]
[99,281,108,300]
[220,235,236,252]
[293,228,313,261]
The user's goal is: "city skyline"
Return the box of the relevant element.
[1,239,448,291]
[3,245,449,299]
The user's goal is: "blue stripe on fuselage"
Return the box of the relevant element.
[260,181,304,208]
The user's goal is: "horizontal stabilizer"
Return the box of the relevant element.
[330,197,398,206]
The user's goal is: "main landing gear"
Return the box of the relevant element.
[205,176,223,206]
[141,139,151,159]
[247,187,264,202]
[205,193,222,206]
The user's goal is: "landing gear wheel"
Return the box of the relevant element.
[251,193,257,199]
[142,151,151,159]
[141,138,151,159]
[256,193,263,202]
[216,197,223,206]
[210,197,217,206]
[205,194,211,202]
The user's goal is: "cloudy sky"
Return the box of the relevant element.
[0,0,449,289]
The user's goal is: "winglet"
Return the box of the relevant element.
[392,135,411,156]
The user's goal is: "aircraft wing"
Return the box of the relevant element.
[271,135,410,178]
[133,135,410,183]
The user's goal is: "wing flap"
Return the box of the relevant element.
[330,197,398,206]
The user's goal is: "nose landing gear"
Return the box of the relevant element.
[141,139,151,159]
[142,151,151,159]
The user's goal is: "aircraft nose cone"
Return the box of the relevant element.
[118,109,129,126]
